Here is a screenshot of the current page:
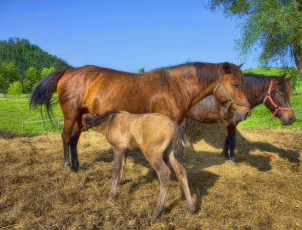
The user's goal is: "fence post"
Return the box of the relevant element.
[58,117,60,133]
[22,122,24,132]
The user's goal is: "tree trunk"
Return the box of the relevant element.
[293,44,302,80]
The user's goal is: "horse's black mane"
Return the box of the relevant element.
[243,73,278,96]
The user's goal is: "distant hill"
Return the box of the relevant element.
[0,37,72,76]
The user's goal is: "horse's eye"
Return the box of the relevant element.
[232,82,239,88]
[276,90,285,96]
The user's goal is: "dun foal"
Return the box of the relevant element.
[82,111,195,219]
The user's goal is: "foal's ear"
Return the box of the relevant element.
[223,62,232,74]
[237,63,244,69]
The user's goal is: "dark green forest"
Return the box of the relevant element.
[0,37,72,93]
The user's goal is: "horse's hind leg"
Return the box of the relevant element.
[179,118,194,151]
[145,153,171,219]
[69,114,84,171]
[61,108,82,172]
[108,147,125,201]
[62,118,75,173]
[168,149,195,213]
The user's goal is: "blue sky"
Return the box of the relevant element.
[0,0,260,72]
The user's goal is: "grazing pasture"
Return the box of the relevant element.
[0,122,301,229]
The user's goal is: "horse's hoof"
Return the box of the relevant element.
[231,157,238,166]
[71,164,80,172]
[221,152,230,159]
[64,163,72,173]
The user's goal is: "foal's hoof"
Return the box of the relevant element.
[188,204,195,214]
[152,210,163,219]
[64,162,72,173]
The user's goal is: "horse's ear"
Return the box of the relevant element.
[280,73,287,80]
[223,62,232,74]
[237,63,244,69]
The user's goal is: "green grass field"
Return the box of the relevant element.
[0,94,301,135]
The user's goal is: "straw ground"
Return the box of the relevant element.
[0,121,301,229]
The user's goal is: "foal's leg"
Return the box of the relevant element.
[168,150,195,213]
[118,151,128,184]
[108,147,125,201]
[145,153,171,219]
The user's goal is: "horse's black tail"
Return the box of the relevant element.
[83,111,120,129]
[171,123,184,163]
[29,69,66,120]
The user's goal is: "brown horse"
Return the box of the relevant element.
[30,62,250,172]
[82,111,194,219]
[180,73,295,163]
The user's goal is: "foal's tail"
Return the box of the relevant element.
[30,69,67,119]
[171,123,184,163]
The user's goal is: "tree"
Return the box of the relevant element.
[0,61,20,93]
[8,81,22,95]
[41,67,55,78]
[137,66,145,73]
[208,0,302,79]
[24,66,40,92]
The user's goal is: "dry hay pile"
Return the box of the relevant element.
[0,121,301,229]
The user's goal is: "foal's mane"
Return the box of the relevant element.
[84,110,120,127]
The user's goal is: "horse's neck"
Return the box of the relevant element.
[245,76,272,108]
[174,67,217,109]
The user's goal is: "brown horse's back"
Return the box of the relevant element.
[57,65,184,122]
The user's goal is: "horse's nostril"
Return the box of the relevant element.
[245,112,251,120]
[289,117,296,124]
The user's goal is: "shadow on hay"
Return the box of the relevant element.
[186,121,300,170]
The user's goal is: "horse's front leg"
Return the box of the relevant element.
[108,147,125,202]
[227,123,237,165]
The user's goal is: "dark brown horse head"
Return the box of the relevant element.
[214,63,251,122]
[263,74,295,125]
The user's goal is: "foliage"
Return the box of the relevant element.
[24,66,40,93]
[41,67,56,78]
[208,0,302,78]
[0,37,72,76]
[8,81,22,95]
[137,66,145,73]
[0,61,20,93]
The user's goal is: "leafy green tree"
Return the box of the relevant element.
[8,81,22,95]
[137,66,145,73]
[208,0,302,79]
[0,61,20,93]
[23,66,40,92]
[41,67,55,78]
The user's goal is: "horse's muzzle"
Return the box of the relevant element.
[236,111,251,122]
